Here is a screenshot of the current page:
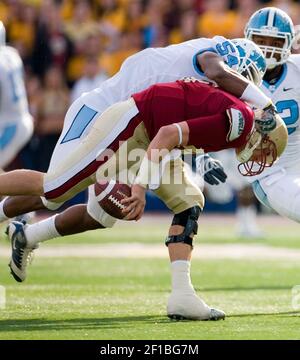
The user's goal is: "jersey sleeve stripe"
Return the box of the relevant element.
[61,105,98,143]
[192,48,218,75]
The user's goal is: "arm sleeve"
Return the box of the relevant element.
[186,113,229,152]
[186,102,254,152]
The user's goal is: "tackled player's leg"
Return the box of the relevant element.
[155,157,225,320]
[7,98,140,281]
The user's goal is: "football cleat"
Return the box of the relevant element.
[167,291,225,321]
[208,308,226,321]
[7,221,37,282]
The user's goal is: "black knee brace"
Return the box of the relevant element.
[165,206,201,248]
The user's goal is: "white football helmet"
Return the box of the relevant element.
[236,113,288,176]
[0,21,5,46]
[232,38,267,86]
[245,7,295,69]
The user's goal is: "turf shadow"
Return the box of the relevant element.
[228,310,300,318]
[0,315,171,332]
[194,285,294,292]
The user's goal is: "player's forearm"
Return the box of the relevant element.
[199,53,271,109]
[240,82,272,109]
[200,54,248,95]
[0,170,44,196]
[212,68,271,109]
[146,126,178,161]
[134,123,188,188]
[146,123,189,161]
[209,66,249,96]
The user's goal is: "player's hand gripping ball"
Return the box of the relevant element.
[94,179,131,219]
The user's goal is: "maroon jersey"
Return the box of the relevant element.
[132,80,254,152]
[44,80,254,202]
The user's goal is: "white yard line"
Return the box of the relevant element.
[1,243,300,260]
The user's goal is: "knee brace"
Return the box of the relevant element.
[165,206,201,248]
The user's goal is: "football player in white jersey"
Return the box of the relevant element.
[205,8,300,238]
[0,21,33,170]
[0,36,272,232]
[242,7,300,223]
[0,35,274,321]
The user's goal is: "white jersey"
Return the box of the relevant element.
[0,46,33,167]
[43,36,240,213]
[78,36,240,113]
[251,54,300,180]
[0,45,31,124]
[70,72,108,103]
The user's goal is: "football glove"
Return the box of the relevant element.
[255,103,277,135]
[196,154,227,185]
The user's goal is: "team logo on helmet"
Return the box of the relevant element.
[232,38,267,86]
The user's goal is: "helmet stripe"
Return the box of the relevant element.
[267,8,275,27]
[273,12,277,27]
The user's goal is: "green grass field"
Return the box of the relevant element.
[0,214,300,340]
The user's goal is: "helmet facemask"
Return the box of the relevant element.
[240,60,264,86]
[236,112,288,176]
[244,7,295,70]
[237,134,277,176]
[246,30,292,69]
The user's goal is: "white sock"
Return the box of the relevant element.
[245,205,259,229]
[236,205,259,232]
[0,198,9,222]
[236,206,247,231]
[25,215,61,248]
[171,260,195,293]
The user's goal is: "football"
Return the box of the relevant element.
[94,179,132,219]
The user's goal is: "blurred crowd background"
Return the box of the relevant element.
[2,0,299,171]
[1,0,299,211]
